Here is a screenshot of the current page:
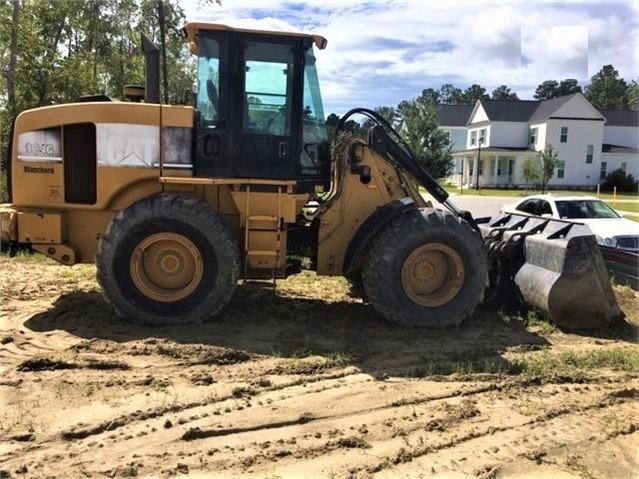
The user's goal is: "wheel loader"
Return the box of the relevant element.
[0,22,622,329]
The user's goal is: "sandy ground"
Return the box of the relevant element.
[1,256,638,479]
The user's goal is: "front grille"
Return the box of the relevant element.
[615,235,639,251]
[64,123,96,204]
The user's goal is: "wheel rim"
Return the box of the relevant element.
[401,243,465,307]
[130,233,203,303]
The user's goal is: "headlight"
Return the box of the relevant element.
[603,237,617,247]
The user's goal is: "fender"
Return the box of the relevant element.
[343,197,417,275]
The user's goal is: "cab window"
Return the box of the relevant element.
[243,41,294,136]
[197,38,220,124]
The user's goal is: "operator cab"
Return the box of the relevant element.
[181,23,330,192]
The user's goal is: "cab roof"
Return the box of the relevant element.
[181,22,327,55]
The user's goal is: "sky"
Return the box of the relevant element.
[182,0,639,116]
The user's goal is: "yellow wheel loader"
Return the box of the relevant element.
[0,23,622,328]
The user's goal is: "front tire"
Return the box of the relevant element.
[362,208,487,328]
[96,194,239,326]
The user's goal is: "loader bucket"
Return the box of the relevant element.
[480,213,623,329]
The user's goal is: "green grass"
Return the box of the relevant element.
[522,310,557,335]
[441,184,638,200]
[610,201,639,213]
[1,250,53,263]
[514,347,639,377]
[405,346,639,379]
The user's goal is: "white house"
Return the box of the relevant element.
[438,93,639,189]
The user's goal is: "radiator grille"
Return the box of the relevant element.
[64,123,96,204]
[615,235,639,252]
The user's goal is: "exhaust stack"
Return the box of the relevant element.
[141,34,160,104]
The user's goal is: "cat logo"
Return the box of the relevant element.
[97,123,159,167]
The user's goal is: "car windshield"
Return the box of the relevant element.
[555,200,620,219]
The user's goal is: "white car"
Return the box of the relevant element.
[500,194,639,252]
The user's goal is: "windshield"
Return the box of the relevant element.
[556,200,621,219]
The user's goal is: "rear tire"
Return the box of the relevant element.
[96,194,239,326]
[362,208,487,328]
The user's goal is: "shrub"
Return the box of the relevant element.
[603,169,638,193]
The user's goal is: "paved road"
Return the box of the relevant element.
[422,193,639,220]
[422,193,512,219]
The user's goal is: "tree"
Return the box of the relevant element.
[584,65,629,110]
[534,80,559,100]
[557,79,582,96]
[373,106,399,128]
[537,144,560,193]
[420,88,440,105]
[6,0,20,118]
[626,80,639,111]
[461,84,489,104]
[439,83,463,105]
[397,95,453,179]
[521,156,542,190]
[534,79,583,101]
[491,85,519,100]
[520,145,560,193]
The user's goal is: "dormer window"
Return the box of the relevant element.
[479,128,487,144]
[529,127,537,145]
[470,130,477,146]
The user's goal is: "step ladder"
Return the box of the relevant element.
[243,184,283,285]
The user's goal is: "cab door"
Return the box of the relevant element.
[194,31,232,177]
[233,37,302,179]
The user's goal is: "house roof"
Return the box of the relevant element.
[477,100,541,123]
[463,93,611,126]
[438,94,637,129]
[436,104,473,127]
[528,93,578,123]
[599,109,639,127]
[602,144,639,154]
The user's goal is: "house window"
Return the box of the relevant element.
[529,127,537,145]
[560,126,568,143]
[470,130,477,146]
[479,128,487,144]
[478,160,484,175]
[557,161,565,179]
[622,162,627,172]
[600,161,607,179]
[586,144,593,164]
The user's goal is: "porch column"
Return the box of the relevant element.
[493,155,499,185]
[472,155,478,188]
